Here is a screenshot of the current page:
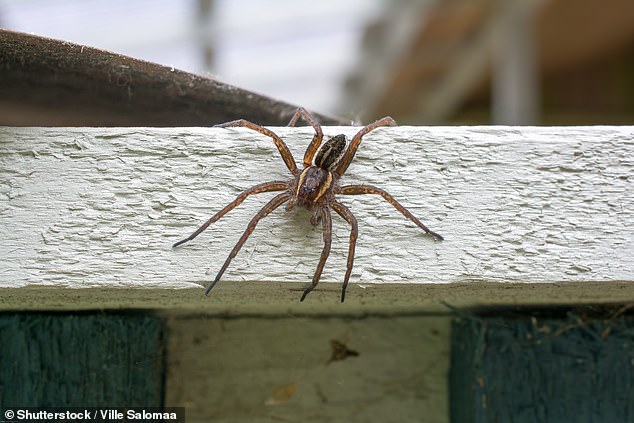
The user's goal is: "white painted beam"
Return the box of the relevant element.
[1,125,633,307]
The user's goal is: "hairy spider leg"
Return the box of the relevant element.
[205,192,290,295]
[286,107,324,168]
[300,207,332,302]
[172,181,289,248]
[331,201,358,303]
[334,116,397,177]
[340,184,444,241]
[216,119,299,175]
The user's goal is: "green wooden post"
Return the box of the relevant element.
[451,311,634,422]
[0,314,165,407]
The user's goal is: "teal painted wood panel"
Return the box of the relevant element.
[450,311,634,423]
[0,314,165,407]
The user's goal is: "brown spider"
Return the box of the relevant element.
[173,108,443,302]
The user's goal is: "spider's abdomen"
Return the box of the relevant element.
[314,134,347,170]
[294,166,333,208]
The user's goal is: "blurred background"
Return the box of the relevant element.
[1,0,634,125]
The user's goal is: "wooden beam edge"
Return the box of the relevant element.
[1,281,633,315]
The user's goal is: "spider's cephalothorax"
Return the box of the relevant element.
[173,108,443,302]
[287,134,346,211]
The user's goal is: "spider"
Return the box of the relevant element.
[173,107,443,302]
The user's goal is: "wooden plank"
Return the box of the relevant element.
[0,313,164,406]
[166,315,449,422]
[451,311,634,422]
[1,125,633,308]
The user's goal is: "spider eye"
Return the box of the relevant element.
[314,134,347,170]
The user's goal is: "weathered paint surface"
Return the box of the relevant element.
[1,126,633,292]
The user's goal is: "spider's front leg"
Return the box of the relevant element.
[205,192,290,295]
[300,207,332,302]
[172,181,288,248]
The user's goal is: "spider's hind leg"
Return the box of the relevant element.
[286,107,324,168]
[334,116,397,177]
[216,119,298,175]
